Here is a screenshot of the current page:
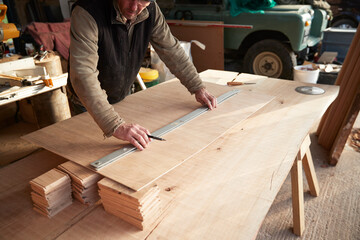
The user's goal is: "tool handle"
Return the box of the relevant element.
[227,81,244,86]
[0,74,24,81]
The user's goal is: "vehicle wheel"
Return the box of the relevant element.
[331,18,358,29]
[243,39,296,80]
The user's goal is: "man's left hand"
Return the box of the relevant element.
[195,88,217,110]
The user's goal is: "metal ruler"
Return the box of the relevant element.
[90,89,240,170]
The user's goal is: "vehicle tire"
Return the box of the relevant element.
[243,39,296,80]
[331,18,358,29]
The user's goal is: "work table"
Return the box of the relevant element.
[0,70,339,239]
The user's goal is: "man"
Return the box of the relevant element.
[68,0,217,151]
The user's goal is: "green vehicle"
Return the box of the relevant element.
[159,1,329,79]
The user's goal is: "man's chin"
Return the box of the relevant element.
[124,12,136,20]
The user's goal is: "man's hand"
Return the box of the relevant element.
[195,88,217,110]
[113,123,151,151]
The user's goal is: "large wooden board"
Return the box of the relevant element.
[23,81,273,191]
[1,70,340,239]
[54,71,339,239]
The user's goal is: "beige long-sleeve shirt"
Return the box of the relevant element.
[69,2,204,137]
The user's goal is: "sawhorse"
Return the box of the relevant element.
[291,134,320,236]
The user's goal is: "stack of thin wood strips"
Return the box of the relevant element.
[98,178,162,230]
[29,168,72,218]
[58,161,102,205]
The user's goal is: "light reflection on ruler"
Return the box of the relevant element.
[90,89,240,170]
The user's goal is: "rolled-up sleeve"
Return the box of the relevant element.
[70,6,124,137]
[150,3,205,94]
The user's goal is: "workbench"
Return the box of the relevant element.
[0,55,70,128]
[0,73,70,128]
[0,70,339,239]
[0,73,68,106]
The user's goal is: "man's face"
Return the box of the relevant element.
[118,0,151,20]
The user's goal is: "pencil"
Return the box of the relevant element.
[148,135,166,141]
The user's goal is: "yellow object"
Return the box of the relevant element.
[43,75,53,88]
[0,4,20,42]
[139,67,159,82]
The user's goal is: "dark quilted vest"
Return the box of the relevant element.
[69,0,155,104]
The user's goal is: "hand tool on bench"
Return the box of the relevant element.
[0,73,53,87]
[227,72,255,86]
[0,74,26,86]
[227,81,256,86]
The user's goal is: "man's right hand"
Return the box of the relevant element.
[113,123,151,151]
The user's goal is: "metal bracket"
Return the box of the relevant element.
[90,89,240,170]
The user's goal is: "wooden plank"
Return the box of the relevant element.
[329,90,360,165]
[291,155,305,236]
[23,81,274,191]
[58,161,103,204]
[97,178,158,205]
[317,25,360,154]
[299,134,311,160]
[55,71,339,239]
[99,90,272,191]
[57,161,102,189]
[0,57,35,72]
[98,178,163,230]
[1,71,340,239]
[29,168,70,196]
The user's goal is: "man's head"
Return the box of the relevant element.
[118,0,154,20]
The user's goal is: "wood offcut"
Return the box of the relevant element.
[98,178,162,230]
[58,161,103,205]
[29,168,72,218]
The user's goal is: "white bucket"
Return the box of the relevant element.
[293,65,320,84]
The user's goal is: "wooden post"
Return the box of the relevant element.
[34,54,63,77]
[291,153,305,236]
[317,25,360,165]
[329,90,360,165]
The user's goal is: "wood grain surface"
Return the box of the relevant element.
[1,70,340,239]
[0,150,98,239]
[23,81,274,191]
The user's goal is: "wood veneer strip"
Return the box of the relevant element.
[58,161,102,188]
[24,82,274,191]
[30,168,71,196]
